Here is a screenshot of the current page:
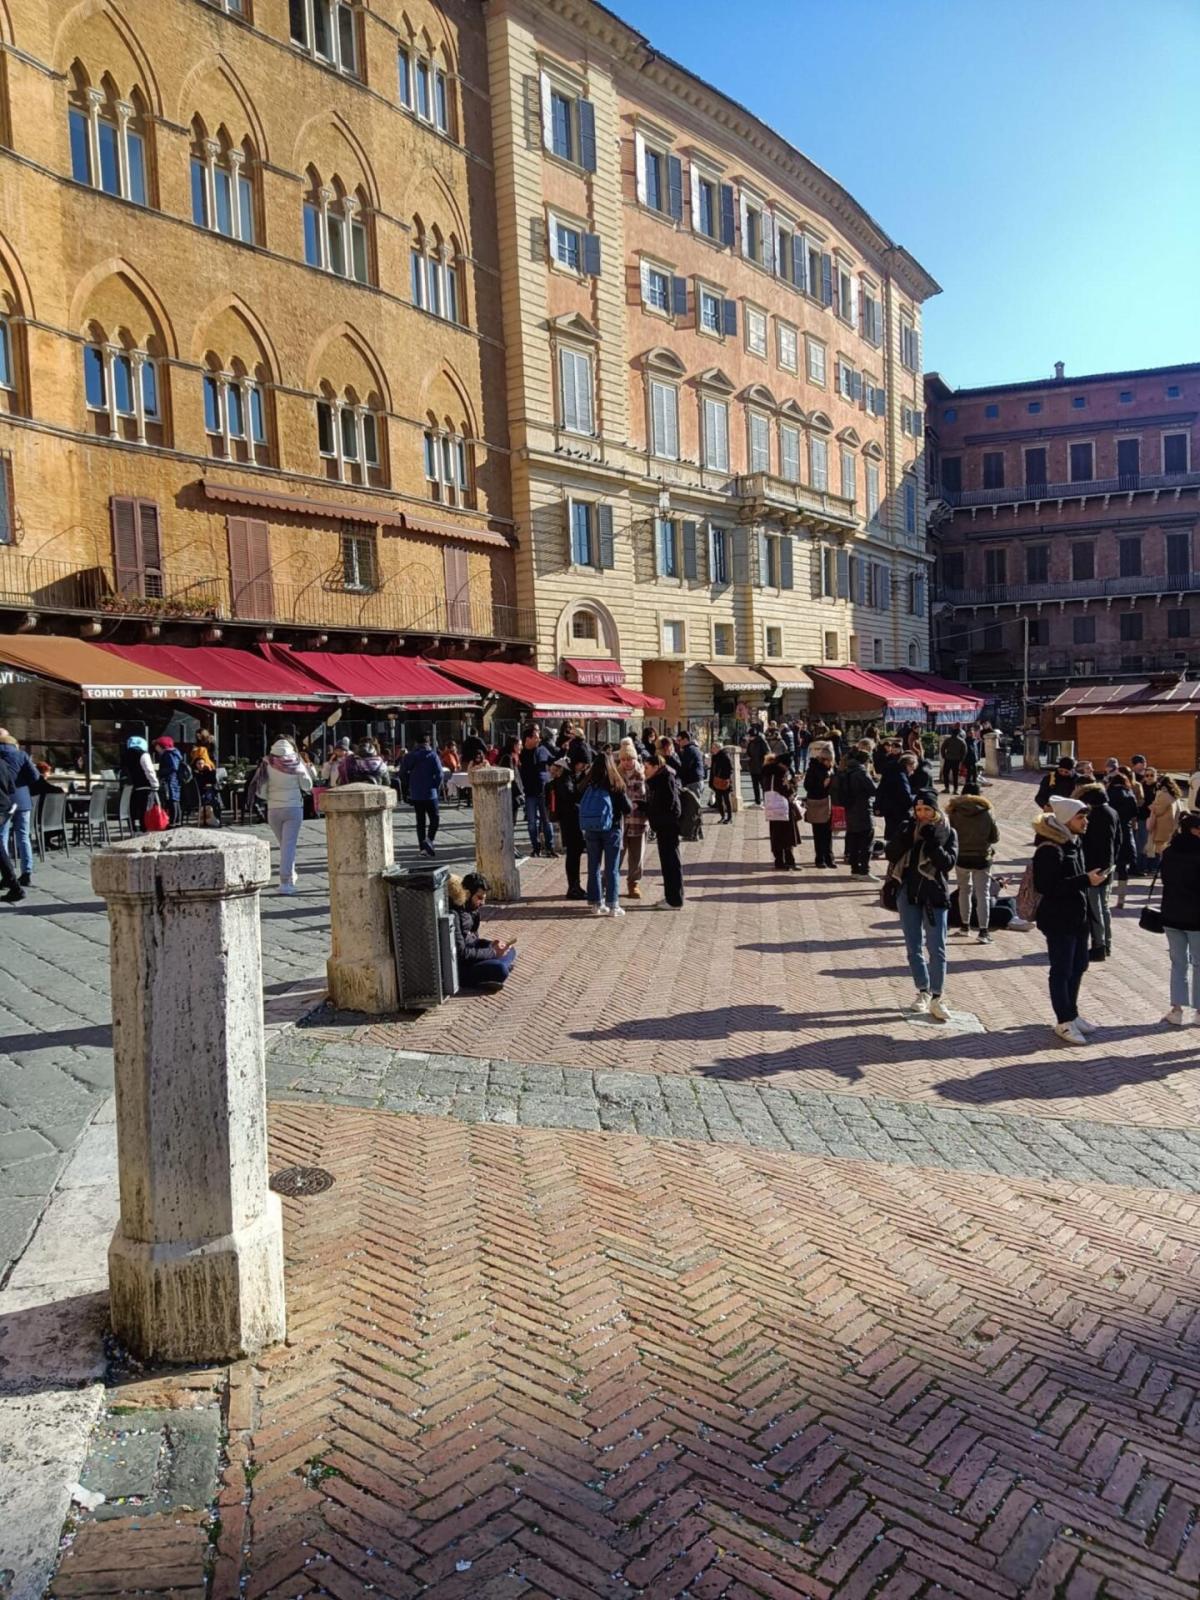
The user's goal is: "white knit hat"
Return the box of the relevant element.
[1048,796,1086,823]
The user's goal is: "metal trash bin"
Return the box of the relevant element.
[383,865,458,1009]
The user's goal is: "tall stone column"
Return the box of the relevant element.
[983,730,1001,777]
[470,765,520,901]
[91,829,285,1363]
[321,783,398,1013]
[723,746,744,814]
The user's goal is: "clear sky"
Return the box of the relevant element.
[608,0,1200,390]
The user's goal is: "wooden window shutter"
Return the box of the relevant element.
[779,534,794,591]
[681,520,698,581]
[246,518,273,618]
[443,545,470,630]
[228,516,273,619]
[596,504,614,569]
[667,155,684,221]
[111,497,142,596]
[577,97,597,173]
[137,501,163,597]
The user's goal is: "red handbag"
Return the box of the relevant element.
[831,805,847,834]
[143,802,170,833]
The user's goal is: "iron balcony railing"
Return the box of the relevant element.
[940,569,1200,607]
[0,549,537,641]
[942,467,1200,509]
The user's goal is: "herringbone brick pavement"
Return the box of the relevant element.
[52,1104,1200,1598]
[310,775,1194,1130]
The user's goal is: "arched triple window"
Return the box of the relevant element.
[68,66,149,205]
[0,284,23,417]
[303,169,371,284]
[317,383,383,486]
[289,0,360,78]
[190,120,257,244]
[82,325,164,445]
[410,222,463,324]
[203,355,270,465]
[397,35,453,135]
[423,414,472,507]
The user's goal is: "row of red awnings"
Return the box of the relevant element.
[807,667,985,719]
[0,637,666,716]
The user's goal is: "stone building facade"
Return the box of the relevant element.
[484,0,938,727]
[0,0,523,654]
[926,362,1200,708]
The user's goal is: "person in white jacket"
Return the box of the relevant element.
[261,738,313,893]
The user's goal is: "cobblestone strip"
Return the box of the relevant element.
[266,1036,1200,1191]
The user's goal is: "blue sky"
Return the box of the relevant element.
[610,0,1200,389]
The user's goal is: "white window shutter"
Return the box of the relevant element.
[540,73,554,150]
[848,279,859,330]
[690,163,701,230]
[762,210,776,275]
[739,192,750,257]
[634,131,647,204]
[639,260,649,302]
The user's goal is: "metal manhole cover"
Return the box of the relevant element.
[270,1165,335,1197]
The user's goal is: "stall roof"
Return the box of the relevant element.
[99,643,330,711]
[266,648,478,708]
[435,658,632,715]
[1071,680,1200,716]
[0,637,200,699]
[1045,682,1148,713]
[807,666,925,712]
[700,664,775,693]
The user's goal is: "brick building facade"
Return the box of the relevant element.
[0,0,523,659]
[485,0,938,728]
[926,362,1200,711]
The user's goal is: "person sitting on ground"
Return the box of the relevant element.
[448,872,516,992]
[947,787,1000,944]
[1032,796,1108,1047]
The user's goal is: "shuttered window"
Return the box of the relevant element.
[703,397,729,471]
[111,496,164,598]
[559,347,594,435]
[748,412,770,474]
[649,380,679,459]
[780,424,800,483]
[227,516,274,620]
[444,546,471,631]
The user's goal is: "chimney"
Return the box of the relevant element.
[1053,361,1065,381]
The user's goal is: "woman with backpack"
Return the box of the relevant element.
[579,750,631,917]
[884,790,959,1022]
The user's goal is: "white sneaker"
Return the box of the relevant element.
[1164,1006,1185,1026]
[908,991,931,1015]
[278,882,297,896]
[1054,1020,1087,1045]
[1008,917,1032,931]
[929,995,950,1023]
[1075,1016,1099,1036]
[589,904,606,917]
[608,905,626,918]
[951,927,972,939]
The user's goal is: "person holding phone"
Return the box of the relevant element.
[1032,796,1109,1046]
[448,871,517,992]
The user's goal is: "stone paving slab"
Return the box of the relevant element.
[266,1036,1200,1191]
[47,1102,1200,1599]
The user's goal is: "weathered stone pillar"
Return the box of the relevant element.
[983,730,1001,777]
[471,764,520,901]
[723,745,744,813]
[322,783,398,1013]
[91,829,285,1363]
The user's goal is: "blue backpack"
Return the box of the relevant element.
[578,782,614,833]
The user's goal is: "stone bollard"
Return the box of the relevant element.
[723,745,744,813]
[91,829,286,1363]
[983,730,1000,778]
[470,764,520,901]
[321,783,398,1013]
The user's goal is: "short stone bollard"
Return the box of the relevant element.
[723,745,744,813]
[983,730,1001,778]
[321,782,398,1013]
[470,764,520,901]
[91,829,286,1363]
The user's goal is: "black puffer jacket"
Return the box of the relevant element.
[1081,800,1119,872]
[1032,816,1090,936]
[1160,830,1200,931]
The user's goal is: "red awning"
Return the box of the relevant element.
[435,658,631,716]
[264,647,478,708]
[587,684,666,712]
[881,670,984,713]
[562,657,627,687]
[808,667,926,713]
[98,643,329,711]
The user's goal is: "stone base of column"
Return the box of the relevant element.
[723,746,743,813]
[326,951,398,1014]
[108,1197,286,1363]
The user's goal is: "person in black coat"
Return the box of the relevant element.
[710,744,734,823]
[643,751,684,908]
[0,756,24,901]
[1160,810,1200,1025]
[1105,771,1139,908]
[803,742,836,867]
[550,758,587,901]
[1035,756,1078,810]
[840,746,878,878]
[1032,797,1109,1045]
[885,791,958,1020]
[876,750,915,845]
[1078,782,1119,960]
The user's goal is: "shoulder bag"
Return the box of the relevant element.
[1139,866,1164,934]
[804,795,831,824]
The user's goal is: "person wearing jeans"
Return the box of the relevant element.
[400,736,445,858]
[1159,809,1200,1024]
[0,731,37,883]
[518,727,555,857]
[450,872,517,991]
[884,791,958,1023]
[578,752,630,916]
[644,751,684,908]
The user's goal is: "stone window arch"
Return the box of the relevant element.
[302,165,371,284]
[189,116,258,244]
[68,61,150,205]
